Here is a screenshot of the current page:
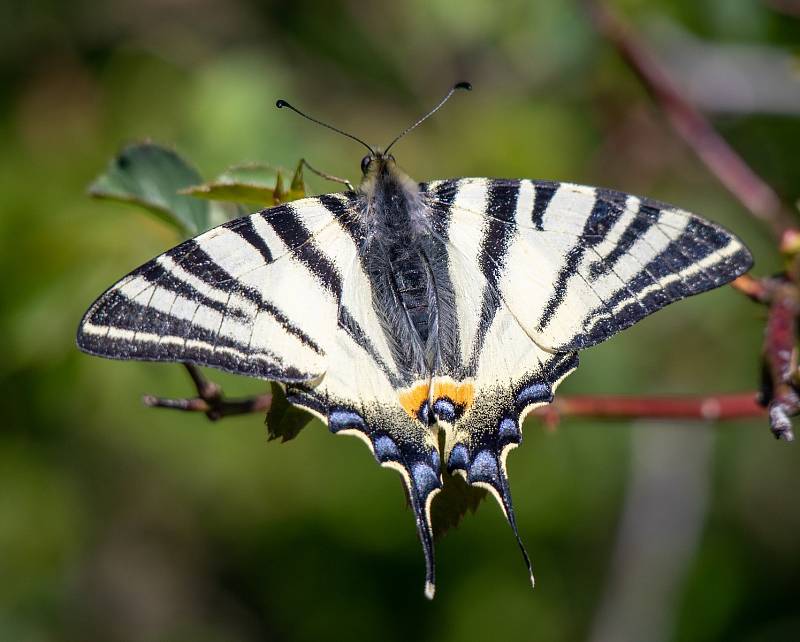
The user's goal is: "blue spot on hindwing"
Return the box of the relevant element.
[447,443,470,473]
[468,450,499,484]
[516,382,553,409]
[433,398,456,422]
[328,409,367,433]
[498,417,520,443]
[372,435,400,462]
[412,462,440,497]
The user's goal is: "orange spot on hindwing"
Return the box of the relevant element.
[432,379,474,410]
[399,382,430,420]
[398,378,475,421]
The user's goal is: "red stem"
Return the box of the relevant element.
[532,392,764,427]
[763,285,799,440]
[584,1,799,440]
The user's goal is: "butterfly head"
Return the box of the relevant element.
[357,149,419,200]
[277,82,471,191]
[360,150,395,176]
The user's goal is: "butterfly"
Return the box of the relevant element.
[77,83,752,598]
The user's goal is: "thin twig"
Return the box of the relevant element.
[531,392,764,428]
[586,0,800,440]
[729,274,776,304]
[147,365,767,427]
[143,363,272,421]
[586,0,797,241]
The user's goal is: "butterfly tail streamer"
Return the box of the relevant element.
[382,447,443,599]
[499,472,536,589]
[408,478,439,600]
[326,401,443,598]
[463,444,535,589]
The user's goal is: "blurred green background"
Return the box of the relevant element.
[2,0,799,640]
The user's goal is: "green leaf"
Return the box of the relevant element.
[183,163,282,206]
[88,142,211,236]
[182,160,307,207]
[265,383,314,442]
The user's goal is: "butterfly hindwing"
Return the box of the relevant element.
[281,193,443,598]
[422,176,751,583]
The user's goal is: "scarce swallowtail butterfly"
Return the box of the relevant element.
[77,83,753,599]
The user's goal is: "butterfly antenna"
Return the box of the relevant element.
[384,81,472,154]
[276,99,374,154]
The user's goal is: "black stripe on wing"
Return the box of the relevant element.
[294,195,404,388]
[137,257,250,323]
[423,178,752,353]
[531,180,558,231]
[574,218,753,348]
[268,205,343,296]
[536,187,634,333]
[77,199,351,381]
[549,190,753,351]
[318,193,364,242]
[78,291,313,381]
[469,180,520,371]
[168,238,324,353]
[231,216,274,264]
[587,200,660,279]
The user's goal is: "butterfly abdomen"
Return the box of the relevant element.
[388,244,431,330]
[361,158,452,378]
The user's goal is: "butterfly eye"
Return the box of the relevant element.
[360,155,371,174]
[387,154,396,162]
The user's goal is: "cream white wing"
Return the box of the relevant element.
[426,178,753,353]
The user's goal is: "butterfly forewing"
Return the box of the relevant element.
[427,178,753,353]
[77,195,355,380]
